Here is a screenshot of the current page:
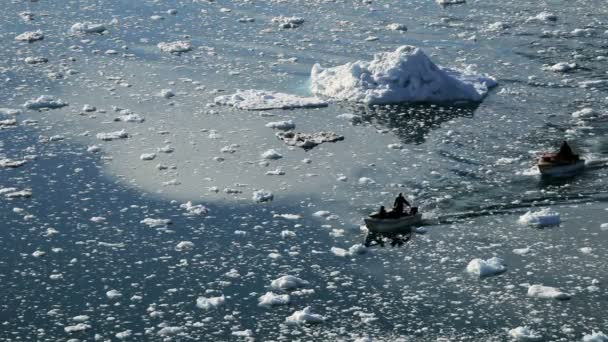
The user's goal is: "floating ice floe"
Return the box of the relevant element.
[158,41,192,53]
[4,189,32,198]
[572,108,595,118]
[157,327,185,336]
[310,45,497,104]
[64,323,91,333]
[508,326,542,341]
[196,295,225,310]
[544,62,576,72]
[106,289,122,299]
[159,89,175,99]
[24,56,48,64]
[527,11,558,22]
[23,96,68,110]
[286,307,325,325]
[527,284,571,300]
[331,244,368,257]
[175,241,194,252]
[258,292,291,307]
[180,201,208,215]
[70,22,106,34]
[582,331,608,342]
[261,149,283,160]
[252,189,274,203]
[15,30,44,42]
[272,16,305,29]
[358,177,376,185]
[140,153,156,161]
[140,218,172,228]
[214,89,328,110]
[276,131,344,150]
[265,120,295,130]
[96,130,129,141]
[115,113,145,123]
[271,275,308,291]
[0,159,27,168]
[517,208,560,226]
[466,257,507,277]
[0,108,21,116]
[386,23,407,31]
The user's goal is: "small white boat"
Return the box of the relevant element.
[538,159,585,177]
[364,213,422,233]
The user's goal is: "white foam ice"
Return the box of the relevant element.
[508,326,542,341]
[310,45,496,105]
[271,275,308,291]
[258,292,291,307]
[517,208,560,226]
[252,189,274,203]
[286,307,325,325]
[196,295,225,310]
[214,89,328,110]
[23,96,68,110]
[466,257,507,277]
[527,284,571,300]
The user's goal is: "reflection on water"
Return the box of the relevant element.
[349,103,479,145]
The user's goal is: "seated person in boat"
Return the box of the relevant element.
[370,206,388,219]
[541,141,579,164]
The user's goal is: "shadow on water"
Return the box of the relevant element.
[363,229,414,247]
[346,102,480,145]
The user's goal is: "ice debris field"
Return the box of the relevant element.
[1,0,608,341]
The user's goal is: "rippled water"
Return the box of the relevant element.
[1,0,608,340]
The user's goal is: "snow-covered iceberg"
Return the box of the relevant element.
[310,45,496,104]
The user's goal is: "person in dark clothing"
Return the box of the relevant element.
[393,193,411,216]
[556,141,578,161]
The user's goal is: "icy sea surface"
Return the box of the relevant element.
[1,0,608,341]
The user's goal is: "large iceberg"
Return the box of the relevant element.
[310,45,497,104]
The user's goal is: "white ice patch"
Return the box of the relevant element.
[258,292,291,307]
[180,201,208,216]
[466,257,507,277]
[331,244,368,257]
[271,16,305,29]
[310,45,496,104]
[175,241,194,251]
[286,307,325,325]
[140,218,172,228]
[23,96,68,110]
[64,323,91,333]
[386,23,407,31]
[214,89,328,110]
[106,289,122,300]
[527,284,571,300]
[15,30,44,42]
[544,62,576,72]
[140,153,156,161]
[508,326,542,341]
[271,275,308,291]
[261,149,283,160]
[517,208,560,226]
[196,295,225,310]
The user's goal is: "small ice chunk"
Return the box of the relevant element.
[0,108,22,116]
[24,56,48,64]
[32,250,46,258]
[518,208,560,226]
[336,113,362,124]
[196,295,225,310]
[179,201,208,215]
[215,89,327,110]
[386,23,407,31]
[96,130,128,141]
[64,323,91,333]
[159,89,175,99]
[508,326,542,341]
[82,104,96,112]
[157,327,184,336]
[0,159,27,168]
[265,120,295,130]
[313,211,331,218]
[158,41,192,53]
[527,284,571,300]
[527,11,558,22]
[271,275,308,291]
[276,131,344,149]
[175,241,194,252]
[252,190,274,203]
[272,16,305,29]
[106,289,122,299]
[572,108,595,118]
[87,145,101,153]
[15,30,44,42]
[582,331,608,342]
[286,307,325,325]
[466,257,507,277]
[71,22,106,34]
[23,96,68,110]
[140,153,156,161]
[140,218,172,228]
[258,292,291,307]
[358,177,376,185]
[261,149,282,160]
[545,62,576,72]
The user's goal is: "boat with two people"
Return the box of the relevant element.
[364,193,422,234]
[537,141,585,177]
